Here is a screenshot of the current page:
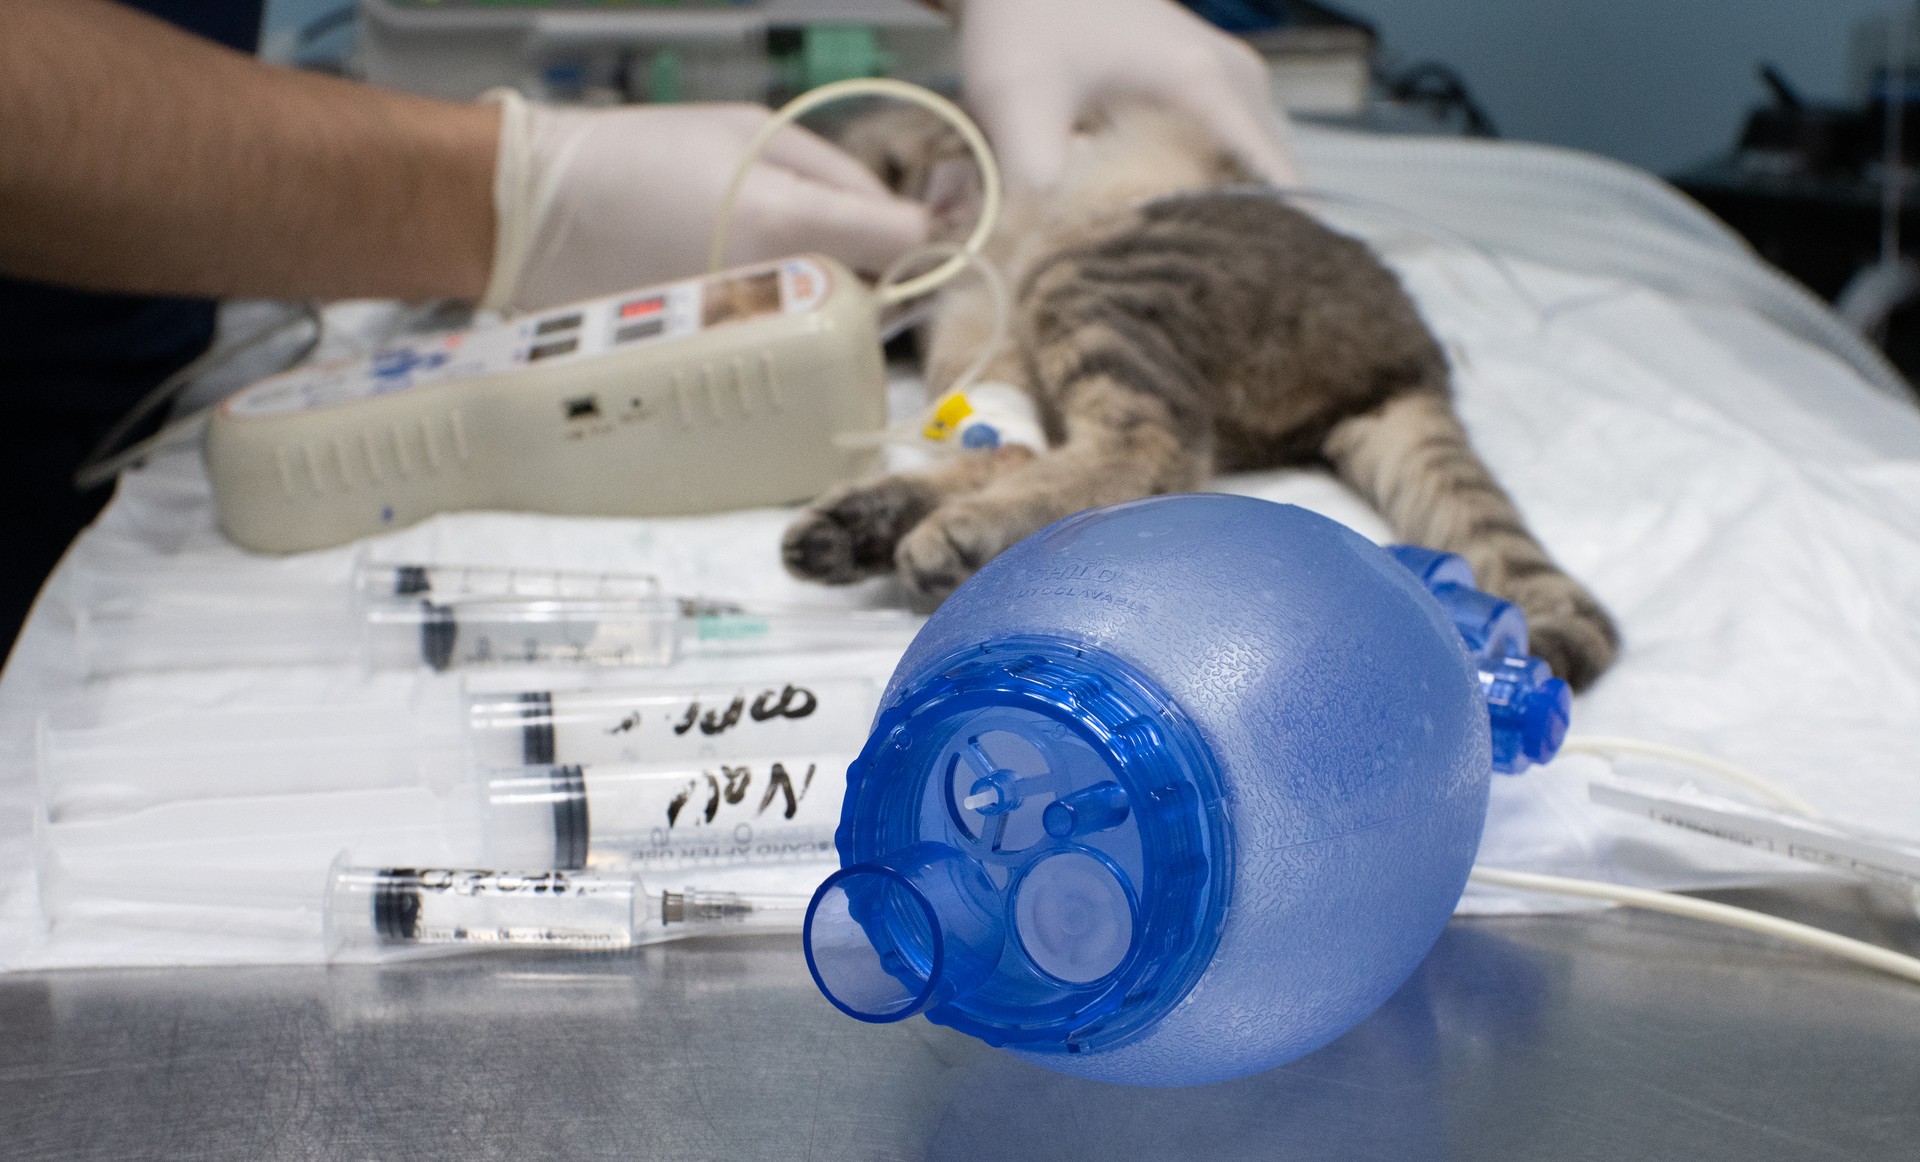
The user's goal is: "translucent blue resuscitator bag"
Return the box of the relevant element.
[803,494,1568,1086]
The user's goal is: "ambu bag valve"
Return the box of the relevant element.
[803,495,1568,1086]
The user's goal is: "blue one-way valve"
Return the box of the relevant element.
[1387,545,1571,775]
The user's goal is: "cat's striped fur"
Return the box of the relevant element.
[783,104,1618,689]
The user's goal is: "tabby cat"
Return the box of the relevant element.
[781,103,1618,689]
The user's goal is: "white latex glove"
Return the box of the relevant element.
[483,93,931,313]
[957,0,1299,191]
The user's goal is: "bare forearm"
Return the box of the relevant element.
[0,0,496,301]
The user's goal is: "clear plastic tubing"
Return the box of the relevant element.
[325,863,809,958]
[801,496,1570,1087]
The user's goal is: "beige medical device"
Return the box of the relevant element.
[206,257,884,553]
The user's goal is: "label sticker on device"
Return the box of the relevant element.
[222,257,834,419]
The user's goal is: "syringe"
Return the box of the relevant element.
[325,863,811,959]
[40,675,879,823]
[368,593,917,673]
[74,558,920,676]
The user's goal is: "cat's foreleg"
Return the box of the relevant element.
[1322,390,1620,690]
[894,381,1207,604]
[784,258,1035,587]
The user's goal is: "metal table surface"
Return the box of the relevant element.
[4,884,1917,1161]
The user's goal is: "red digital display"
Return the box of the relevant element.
[620,296,666,320]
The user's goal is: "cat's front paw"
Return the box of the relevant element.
[895,504,1010,607]
[782,477,938,585]
[1528,610,1620,693]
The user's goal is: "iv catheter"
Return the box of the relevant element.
[73,558,919,677]
[325,862,809,959]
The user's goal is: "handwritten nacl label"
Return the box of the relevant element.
[581,753,849,867]
[529,678,880,768]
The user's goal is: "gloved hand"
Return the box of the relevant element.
[483,93,931,313]
[956,0,1299,191]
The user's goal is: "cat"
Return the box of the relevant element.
[782,102,1619,690]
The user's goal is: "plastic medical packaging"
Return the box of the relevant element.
[72,558,918,677]
[1589,779,1920,896]
[324,862,809,959]
[802,495,1562,1087]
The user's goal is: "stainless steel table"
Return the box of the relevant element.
[4,884,1918,1161]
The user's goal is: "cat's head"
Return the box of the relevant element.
[834,103,985,244]
[832,96,1262,257]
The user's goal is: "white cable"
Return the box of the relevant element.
[707,78,1003,307]
[76,412,213,489]
[829,243,1015,455]
[1558,735,1825,821]
[74,301,323,490]
[478,87,536,317]
[1468,866,1920,986]
[876,241,1010,397]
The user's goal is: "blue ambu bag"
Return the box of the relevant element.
[805,495,1498,1086]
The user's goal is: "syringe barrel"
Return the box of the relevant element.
[470,677,875,869]
[351,560,679,670]
[325,864,645,958]
[73,559,670,677]
[79,557,908,677]
[349,560,663,605]
[360,599,682,671]
[464,677,882,769]
[480,758,849,872]
[323,864,812,959]
[472,676,879,864]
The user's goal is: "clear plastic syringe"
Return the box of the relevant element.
[364,593,917,673]
[74,558,919,676]
[325,862,811,959]
[38,675,880,824]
